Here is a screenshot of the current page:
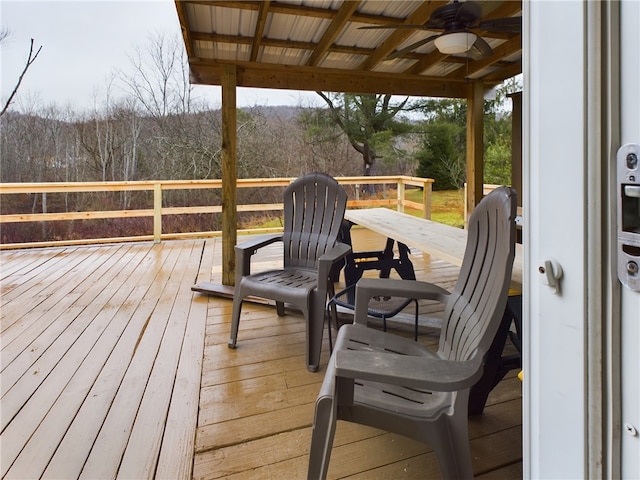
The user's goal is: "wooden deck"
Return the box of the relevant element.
[0,231,522,479]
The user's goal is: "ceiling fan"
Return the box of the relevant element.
[359,0,521,59]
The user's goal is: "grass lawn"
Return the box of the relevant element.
[405,188,465,228]
[247,188,465,230]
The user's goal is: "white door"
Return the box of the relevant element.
[618,1,640,477]
[523,1,588,477]
[524,1,640,478]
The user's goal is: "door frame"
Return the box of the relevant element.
[522,1,611,477]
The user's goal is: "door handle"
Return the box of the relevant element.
[539,258,563,295]
[624,185,640,198]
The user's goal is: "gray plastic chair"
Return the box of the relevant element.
[308,186,517,478]
[228,173,351,372]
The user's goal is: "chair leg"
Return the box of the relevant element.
[326,304,334,353]
[228,295,243,348]
[413,299,419,341]
[433,397,474,479]
[307,301,325,372]
[308,396,337,480]
[434,436,473,480]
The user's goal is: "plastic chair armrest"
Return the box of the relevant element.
[317,242,352,283]
[235,234,283,279]
[235,233,283,253]
[334,349,482,391]
[354,278,450,326]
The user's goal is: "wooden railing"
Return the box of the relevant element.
[0,176,433,249]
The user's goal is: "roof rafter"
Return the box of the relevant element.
[307,1,362,67]
[250,0,270,62]
[357,1,448,71]
[176,0,522,97]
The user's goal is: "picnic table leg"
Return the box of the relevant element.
[468,295,522,415]
[395,242,416,280]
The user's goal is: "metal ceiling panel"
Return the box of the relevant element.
[261,46,310,66]
[185,3,213,34]
[372,58,421,73]
[321,51,370,70]
[177,0,522,98]
[335,22,388,49]
[357,0,423,18]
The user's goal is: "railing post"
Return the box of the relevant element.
[41,192,47,239]
[422,180,432,219]
[153,183,162,243]
[397,178,404,212]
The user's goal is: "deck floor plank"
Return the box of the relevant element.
[0,246,92,330]
[193,232,522,479]
[40,242,190,479]
[0,246,89,309]
[0,243,146,438]
[1,242,168,477]
[117,240,206,479]
[156,241,211,479]
[0,232,522,480]
[79,241,194,479]
[0,247,63,284]
[0,244,136,382]
[0,240,208,479]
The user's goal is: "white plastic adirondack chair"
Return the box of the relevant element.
[308,186,517,478]
[228,172,351,372]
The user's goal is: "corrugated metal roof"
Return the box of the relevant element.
[175,0,522,98]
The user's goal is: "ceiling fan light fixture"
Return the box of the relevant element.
[434,31,477,54]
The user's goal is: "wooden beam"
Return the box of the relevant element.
[221,64,237,286]
[483,59,522,83]
[450,35,522,79]
[189,60,470,98]
[174,1,196,59]
[250,1,270,62]
[357,1,447,71]
[466,81,484,221]
[307,1,361,67]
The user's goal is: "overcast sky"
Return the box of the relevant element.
[1,0,320,112]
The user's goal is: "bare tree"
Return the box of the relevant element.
[118,32,194,118]
[0,33,43,117]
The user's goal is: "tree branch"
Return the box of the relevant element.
[1,38,43,117]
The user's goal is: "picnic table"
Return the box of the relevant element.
[343,208,523,292]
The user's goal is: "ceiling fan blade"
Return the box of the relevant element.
[476,16,522,33]
[358,24,433,30]
[455,0,482,23]
[462,47,484,61]
[471,35,493,57]
[386,34,439,60]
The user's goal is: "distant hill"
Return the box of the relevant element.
[240,105,309,121]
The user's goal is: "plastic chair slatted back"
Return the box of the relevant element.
[283,174,346,269]
[440,191,515,362]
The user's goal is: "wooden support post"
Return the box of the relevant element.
[510,92,523,207]
[397,179,404,212]
[221,64,237,286]
[466,81,484,223]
